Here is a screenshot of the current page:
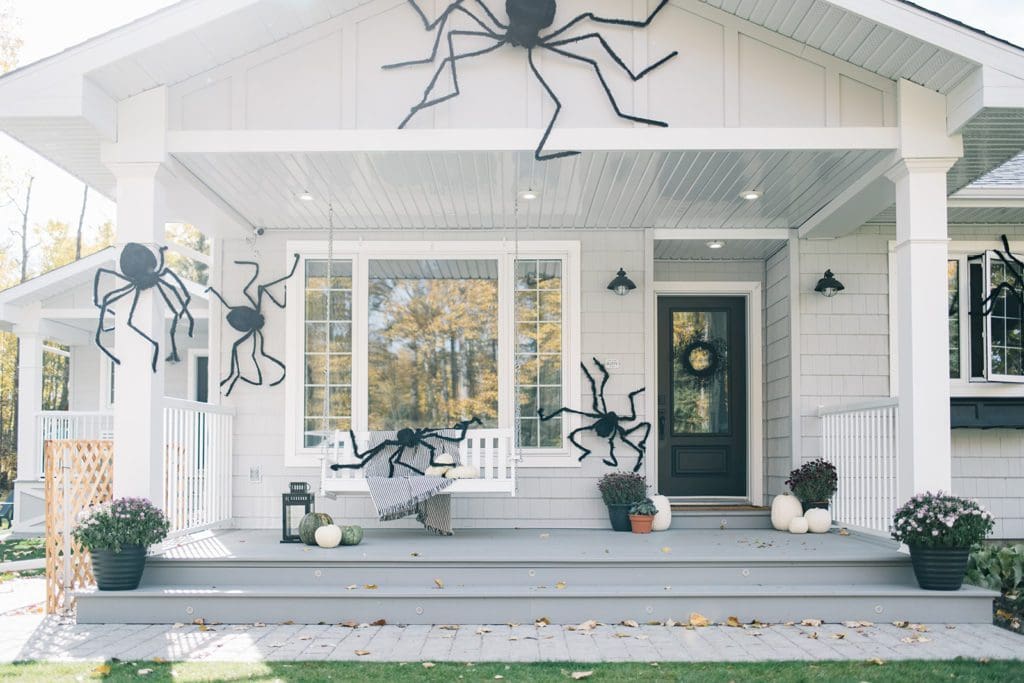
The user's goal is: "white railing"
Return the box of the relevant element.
[818,398,899,536]
[37,411,113,472]
[163,398,234,538]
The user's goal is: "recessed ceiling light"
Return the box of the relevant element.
[299,190,314,202]
[706,240,726,250]
[519,189,539,201]
[740,190,762,201]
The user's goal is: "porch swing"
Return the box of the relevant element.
[316,204,516,498]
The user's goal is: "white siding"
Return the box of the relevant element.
[765,246,792,497]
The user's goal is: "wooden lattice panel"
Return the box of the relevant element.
[45,440,113,614]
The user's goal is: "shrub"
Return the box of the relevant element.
[891,491,994,549]
[629,498,658,516]
[73,497,170,553]
[597,472,647,506]
[967,543,1024,596]
[785,459,838,502]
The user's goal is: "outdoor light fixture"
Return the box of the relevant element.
[706,240,725,250]
[815,269,845,298]
[519,189,539,201]
[608,268,637,296]
[281,481,314,543]
[740,190,762,201]
[299,190,314,202]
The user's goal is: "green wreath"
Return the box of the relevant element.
[676,336,728,382]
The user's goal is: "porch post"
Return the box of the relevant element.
[886,81,962,502]
[108,162,168,507]
[14,328,43,481]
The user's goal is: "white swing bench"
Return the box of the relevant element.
[319,429,517,497]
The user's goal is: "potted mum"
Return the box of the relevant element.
[891,491,994,591]
[629,498,658,534]
[786,459,837,512]
[73,497,170,591]
[597,472,647,532]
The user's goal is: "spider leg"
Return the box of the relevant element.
[592,357,611,413]
[94,284,135,365]
[567,424,598,463]
[616,424,650,473]
[541,0,672,42]
[220,329,255,396]
[92,267,131,307]
[398,31,506,129]
[257,330,288,386]
[155,280,185,363]
[623,388,646,421]
[544,32,677,82]
[580,362,601,413]
[156,245,168,272]
[428,416,483,443]
[235,260,261,308]
[537,406,601,421]
[257,253,301,310]
[204,285,232,308]
[383,3,500,70]
[389,446,427,477]
[527,48,578,161]
[160,267,196,339]
[1000,235,1024,278]
[422,441,441,468]
[331,437,396,471]
[603,435,618,468]
[124,288,161,372]
[542,44,670,128]
[620,421,652,452]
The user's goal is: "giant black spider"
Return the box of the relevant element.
[331,418,482,477]
[538,357,651,472]
[93,242,195,373]
[387,0,678,161]
[205,254,300,396]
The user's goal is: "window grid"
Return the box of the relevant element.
[948,260,960,379]
[303,260,353,447]
[989,260,1024,377]
[515,259,563,449]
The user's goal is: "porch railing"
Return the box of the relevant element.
[818,398,899,536]
[163,398,234,538]
[37,411,113,473]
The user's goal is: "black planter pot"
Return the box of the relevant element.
[90,545,147,591]
[801,500,830,513]
[908,546,970,591]
[606,503,633,532]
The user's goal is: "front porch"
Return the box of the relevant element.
[74,525,995,625]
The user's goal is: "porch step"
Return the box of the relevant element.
[75,583,996,625]
[671,508,771,530]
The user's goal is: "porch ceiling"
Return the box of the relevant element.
[174,148,890,230]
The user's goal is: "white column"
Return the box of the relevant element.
[14,330,43,481]
[888,158,957,501]
[109,162,167,507]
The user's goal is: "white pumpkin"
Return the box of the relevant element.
[771,493,803,531]
[788,517,809,534]
[424,466,451,477]
[650,495,672,531]
[434,452,456,466]
[314,524,343,548]
[445,465,479,479]
[805,507,832,533]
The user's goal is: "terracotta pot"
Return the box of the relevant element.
[629,514,655,534]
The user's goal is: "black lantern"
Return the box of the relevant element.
[281,481,314,543]
[814,269,845,298]
[607,268,637,296]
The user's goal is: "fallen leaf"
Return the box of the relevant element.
[422,662,435,669]
[571,672,594,680]
[869,658,885,666]
[410,552,420,557]
[646,620,662,626]
[613,632,632,638]
[282,620,295,625]
[539,533,550,539]
[635,634,649,640]
[978,657,991,664]
[172,623,184,629]
[830,633,846,640]
[555,581,567,590]
[253,622,266,628]
[661,546,672,553]
[808,632,819,640]
[892,620,909,628]
[346,585,358,591]
[506,622,520,628]
[621,619,639,628]
[508,636,519,641]
[370,619,387,626]
[197,624,211,632]
[434,578,444,589]
[476,627,493,634]
[800,618,822,627]
[151,658,166,664]
[838,528,850,536]
[441,625,460,631]
[900,634,930,644]
[91,664,111,678]
[689,613,710,627]
[665,619,678,627]
[576,620,598,631]
[364,584,378,590]
[299,636,313,641]
[843,621,873,628]
[137,669,153,676]
[340,620,358,628]
[355,650,371,656]
[946,625,957,630]
[535,617,550,627]
[726,616,742,628]
[192,618,205,626]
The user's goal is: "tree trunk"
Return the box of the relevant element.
[18,176,33,283]
[75,185,88,260]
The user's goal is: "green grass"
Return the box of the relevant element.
[0,536,45,563]
[0,659,1021,682]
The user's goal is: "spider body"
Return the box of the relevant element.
[388,0,677,160]
[206,254,300,396]
[93,242,196,372]
[331,418,482,477]
[539,357,651,472]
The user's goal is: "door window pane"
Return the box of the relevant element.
[304,260,353,447]
[368,259,499,430]
[671,311,729,434]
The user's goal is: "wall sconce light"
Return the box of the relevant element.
[607,268,637,296]
[814,269,845,298]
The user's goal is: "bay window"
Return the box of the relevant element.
[285,241,579,467]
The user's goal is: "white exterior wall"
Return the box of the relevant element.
[765,246,793,497]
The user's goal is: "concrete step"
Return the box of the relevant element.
[75,583,997,625]
[671,509,771,530]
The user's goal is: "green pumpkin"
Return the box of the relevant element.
[298,512,334,546]
[340,525,363,546]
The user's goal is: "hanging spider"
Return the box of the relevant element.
[975,234,1024,316]
[387,0,678,161]
[538,357,651,472]
[93,242,195,373]
[205,254,300,396]
[331,418,482,477]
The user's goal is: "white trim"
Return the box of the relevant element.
[283,240,581,468]
[645,280,765,506]
[651,228,792,241]
[787,235,803,469]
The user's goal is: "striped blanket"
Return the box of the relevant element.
[362,430,460,536]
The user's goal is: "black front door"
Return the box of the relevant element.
[657,296,747,497]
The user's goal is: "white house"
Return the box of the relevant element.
[2,0,1024,549]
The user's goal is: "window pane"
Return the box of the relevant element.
[948,260,960,379]
[304,259,353,448]
[41,347,70,411]
[989,259,1024,377]
[367,259,499,430]
[516,259,564,449]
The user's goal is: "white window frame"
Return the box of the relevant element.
[888,239,1024,398]
[284,240,581,468]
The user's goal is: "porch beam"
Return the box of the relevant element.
[652,228,791,241]
[166,127,899,155]
[797,153,898,239]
